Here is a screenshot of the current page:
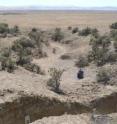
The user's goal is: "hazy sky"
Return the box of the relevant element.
[0,0,117,7]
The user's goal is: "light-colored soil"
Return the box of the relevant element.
[31,114,90,124]
[0,11,117,32]
[0,11,117,124]
[0,38,116,104]
[31,113,117,124]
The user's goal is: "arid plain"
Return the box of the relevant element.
[0,11,117,31]
[0,11,117,124]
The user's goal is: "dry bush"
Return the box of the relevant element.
[13,37,35,50]
[23,63,44,75]
[72,27,79,34]
[60,54,71,60]
[114,41,117,52]
[52,28,64,42]
[28,28,47,58]
[9,25,20,36]
[47,68,64,93]
[5,58,16,73]
[110,22,117,29]
[0,23,20,37]
[68,26,72,30]
[75,56,89,68]
[12,37,33,66]
[0,48,16,73]
[52,48,56,54]
[0,23,9,34]
[91,28,99,37]
[97,67,111,85]
[79,27,92,36]
[90,35,111,48]
[28,28,43,48]
[16,49,31,66]
[106,52,117,63]
[97,66,117,85]
[79,27,99,37]
[89,35,113,66]
[12,36,46,59]
[110,30,117,39]
[0,59,16,73]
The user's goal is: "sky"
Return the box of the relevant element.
[0,0,117,7]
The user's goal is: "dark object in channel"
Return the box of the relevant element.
[77,69,84,79]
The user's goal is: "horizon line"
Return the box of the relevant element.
[0,5,117,7]
[0,6,117,11]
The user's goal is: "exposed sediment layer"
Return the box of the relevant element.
[0,94,91,124]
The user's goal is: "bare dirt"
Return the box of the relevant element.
[0,11,117,32]
[0,11,117,124]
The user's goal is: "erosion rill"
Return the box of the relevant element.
[0,94,91,124]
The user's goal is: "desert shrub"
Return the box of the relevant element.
[99,36,111,48]
[91,47,108,66]
[68,26,72,30]
[95,48,108,66]
[75,56,89,68]
[52,48,56,54]
[28,28,43,49]
[9,25,19,35]
[110,30,117,39]
[5,58,16,73]
[14,44,32,66]
[114,41,117,52]
[106,52,117,63]
[52,28,64,42]
[17,37,35,48]
[110,22,117,29]
[12,37,35,55]
[0,23,9,34]
[16,50,31,66]
[88,44,105,64]
[89,35,112,66]
[31,28,37,32]
[0,23,20,37]
[1,48,12,58]
[47,68,64,93]
[89,47,117,66]
[72,27,79,34]
[13,25,19,33]
[29,28,39,39]
[12,36,47,59]
[79,27,99,37]
[97,68,111,85]
[32,48,47,58]
[95,48,107,66]
[0,48,16,73]
[17,56,31,66]
[79,27,92,36]
[0,57,16,73]
[91,28,99,37]
[0,57,7,70]
[88,51,94,63]
[90,35,111,48]
[60,54,71,60]
[23,63,44,75]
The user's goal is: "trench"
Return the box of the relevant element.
[90,92,117,114]
[0,95,91,124]
[0,92,117,124]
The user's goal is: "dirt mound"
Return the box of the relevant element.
[31,114,90,124]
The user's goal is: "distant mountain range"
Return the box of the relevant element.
[0,6,117,11]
